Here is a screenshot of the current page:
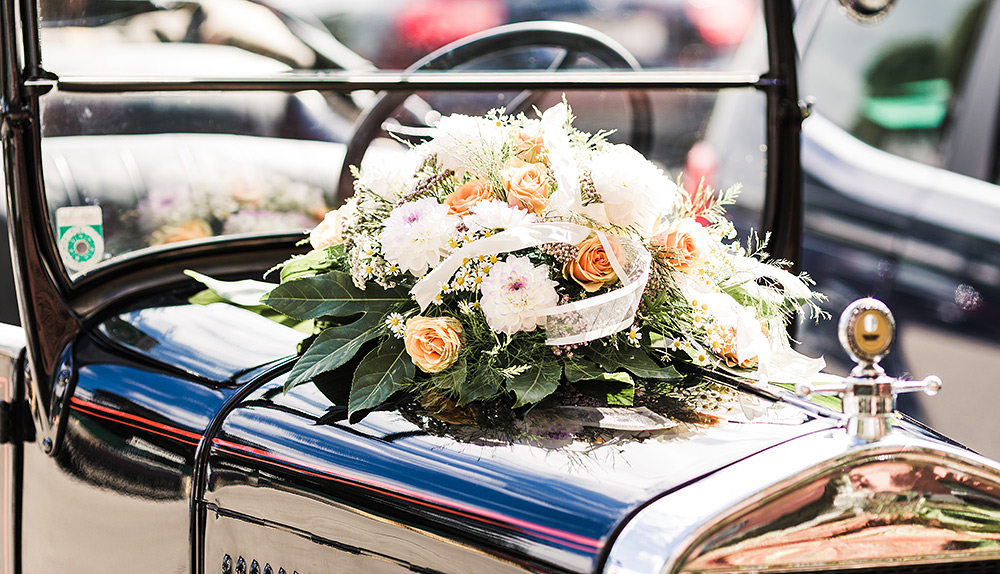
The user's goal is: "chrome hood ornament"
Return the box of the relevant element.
[797,298,941,441]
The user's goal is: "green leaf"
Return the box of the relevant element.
[563,358,608,383]
[454,365,501,406]
[280,248,337,283]
[507,358,561,408]
[349,337,414,416]
[574,373,635,406]
[427,358,467,392]
[263,270,410,321]
[185,270,274,307]
[585,344,681,381]
[284,313,384,392]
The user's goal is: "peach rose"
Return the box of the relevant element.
[563,233,620,292]
[651,218,709,272]
[445,179,493,216]
[503,160,550,214]
[153,219,213,245]
[404,316,465,373]
[309,209,345,249]
[514,131,545,163]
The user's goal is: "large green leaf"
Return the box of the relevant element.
[563,358,608,383]
[189,289,313,333]
[585,344,681,381]
[454,365,501,406]
[284,313,384,392]
[573,374,635,406]
[279,247,337,283]
[508,358,561,408]
[349,337,414,417]
[427,358,467,392]
[263,270,410,321]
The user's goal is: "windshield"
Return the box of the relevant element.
[35,0,767,280]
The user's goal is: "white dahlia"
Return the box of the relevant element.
[479,255,559,334]
[380,198,460,277]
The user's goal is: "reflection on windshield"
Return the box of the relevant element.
[35,0,766,280]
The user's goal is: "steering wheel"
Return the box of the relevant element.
[336,21,654,203]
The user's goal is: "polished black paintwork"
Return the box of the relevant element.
[20,292,834,574]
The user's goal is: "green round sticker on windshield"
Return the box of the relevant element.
[56,206,105,273]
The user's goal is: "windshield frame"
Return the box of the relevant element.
[1,0,803,410]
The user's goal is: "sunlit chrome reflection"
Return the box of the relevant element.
[679,450,1000,572]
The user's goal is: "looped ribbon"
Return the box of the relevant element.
[410,222,651,345]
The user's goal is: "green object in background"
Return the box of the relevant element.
[863,78,951,130]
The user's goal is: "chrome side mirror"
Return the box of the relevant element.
[797,298,941,441]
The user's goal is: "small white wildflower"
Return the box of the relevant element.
[385,313,406,338]
[626,325,641,347]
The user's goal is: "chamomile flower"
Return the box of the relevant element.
[385,313,406,338]
[626,325,641,347]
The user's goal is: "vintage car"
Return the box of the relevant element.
[2,0,1000,573]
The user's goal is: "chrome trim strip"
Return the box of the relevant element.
[50,70,764,93]
[604,431,1000,574]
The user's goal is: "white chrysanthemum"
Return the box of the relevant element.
[356,150,421,203]
[588,144,678,236]
[464,199,538,233]
[479,255,558,334]
[422,114,505,177]
[380,198,460,277]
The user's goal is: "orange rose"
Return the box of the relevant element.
[503,161,550,214]
[404,316,465,373]
[445,179,493,216]
[514,131,545,163]
[153,219,213,245]
[563,233,620,292]
[652,218,709,272]
[309,209,345,249]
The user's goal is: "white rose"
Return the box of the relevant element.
[589,144,678,237]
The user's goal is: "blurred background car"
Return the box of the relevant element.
[693,0,1000,458]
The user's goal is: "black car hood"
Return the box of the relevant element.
[98,300,836,573]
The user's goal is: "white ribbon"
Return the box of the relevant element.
[410,222,652,346]
[411,222,591,310]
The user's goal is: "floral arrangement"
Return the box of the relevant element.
[262,102,825,426]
